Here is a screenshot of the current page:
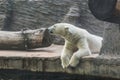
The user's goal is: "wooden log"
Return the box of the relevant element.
[0,28,53,50]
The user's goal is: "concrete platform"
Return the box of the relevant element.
[0,44,62,58]
[0,44,119,79]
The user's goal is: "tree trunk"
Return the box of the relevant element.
[0,28,53,50]
[100,23,120,57]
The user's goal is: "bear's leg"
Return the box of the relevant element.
[61,41,75,68]
[69,38,91,67]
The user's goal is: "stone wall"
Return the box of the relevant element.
[0,0,6,30]
[0,0,71,30]
[0,0,115,44]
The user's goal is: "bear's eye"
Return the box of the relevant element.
[53,25,56,28]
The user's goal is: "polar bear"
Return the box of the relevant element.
[48,23,103,68]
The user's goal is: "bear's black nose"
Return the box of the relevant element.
[50,30,53,33]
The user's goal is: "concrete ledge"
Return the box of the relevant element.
[0,44,119,79]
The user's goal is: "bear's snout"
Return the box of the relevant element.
[49,29,53,33]
[48,27,54,34]
[48,29,53,34]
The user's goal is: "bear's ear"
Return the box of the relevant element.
[65,26,69,31]
[67,27,73,34]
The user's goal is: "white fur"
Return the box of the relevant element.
[48,23,103,68]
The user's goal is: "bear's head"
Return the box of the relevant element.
[48,23,70,36]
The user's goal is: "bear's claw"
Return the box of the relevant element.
[67,65,76,70]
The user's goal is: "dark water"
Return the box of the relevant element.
[0,69,119,80]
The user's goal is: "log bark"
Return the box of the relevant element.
[0,28,53,50]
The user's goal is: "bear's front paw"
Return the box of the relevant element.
[69,55,79,67]
[61,55,70,68]
[61,62,69,69]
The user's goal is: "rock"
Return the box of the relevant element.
[0,45,119,79]
[0,0,6,30]
[0,15,5,30]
